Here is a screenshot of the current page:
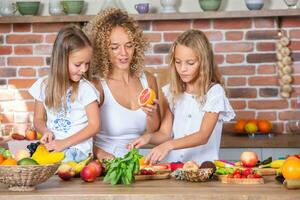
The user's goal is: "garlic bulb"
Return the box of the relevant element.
[276,33,293,98]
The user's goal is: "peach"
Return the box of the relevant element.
[57,163,75,181]
[183,161,199,171]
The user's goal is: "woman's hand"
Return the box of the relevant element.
[141,99,158,117]
[129,133,152,149]
[45,139,66,152]
[40,131,54,144]
[145,141,173,164]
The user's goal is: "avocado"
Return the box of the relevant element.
[17,158,38,165]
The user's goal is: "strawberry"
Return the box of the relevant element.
[242,168,252,177]
[233,174,241,178]
[253,173,262,178]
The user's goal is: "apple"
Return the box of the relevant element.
[57,163,75,181]
[183,161,199,171]
[88,160,102,177]
[80,164,98,182]
[25,128,37,140]
[240,151,258,167]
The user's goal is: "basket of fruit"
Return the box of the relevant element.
[171,161,215,182]
[0,143,64,191]
[0,162,60,191]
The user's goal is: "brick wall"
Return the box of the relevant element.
[0,17,299,134]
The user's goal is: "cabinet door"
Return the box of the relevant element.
[219,148,262,162]
[262,148,300,159]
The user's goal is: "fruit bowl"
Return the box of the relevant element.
[176,168,214,182]
[0,164,59,191]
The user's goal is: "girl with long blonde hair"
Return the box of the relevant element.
[29,25,100,162]
[131,29,235,164]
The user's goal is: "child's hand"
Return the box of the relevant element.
[141,99,158,117]
[128,133,152,149]
[145,141,173,164]
[45,139,66,152]
[40,131,54,144]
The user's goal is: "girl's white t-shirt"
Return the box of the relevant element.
[28,76,99,157]
[162,84,235,164]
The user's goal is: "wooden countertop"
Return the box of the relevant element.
[0,9,300,23]
[0,176,298,200]
[220,133,300,148]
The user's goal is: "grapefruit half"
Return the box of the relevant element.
[138,88,156,106]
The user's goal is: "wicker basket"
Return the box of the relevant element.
[181,168,214,182]
[0,164,59,191]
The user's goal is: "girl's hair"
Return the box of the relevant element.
[169,29,223,104]
[45,25,92,112]
[83,8,149,78]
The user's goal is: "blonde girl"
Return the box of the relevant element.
[29,25,100,162]
[131,29,235,164]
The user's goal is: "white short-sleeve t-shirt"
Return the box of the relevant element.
[162,84,235,163]
[29,76,99,156]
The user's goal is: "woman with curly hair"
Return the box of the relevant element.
[84,8,160,159]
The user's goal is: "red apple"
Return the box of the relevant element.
[240,151,258,167]
[88,160,102,177]
[80,164,98,182]
[183,161,199,171]
[57,164,75,181]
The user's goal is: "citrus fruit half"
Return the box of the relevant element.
[138,88,156,106]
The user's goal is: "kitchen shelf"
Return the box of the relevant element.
[0,9,299,24]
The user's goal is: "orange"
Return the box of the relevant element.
[138,88,156,106]
[281,157,300,180]
[258,120,272,133]
[234,119,247,133]
[0,154,4,164]
[1,158,17,165]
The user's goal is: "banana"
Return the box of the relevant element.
[259,160,285,169]
[74,155,93,175]
[271,160,285,169]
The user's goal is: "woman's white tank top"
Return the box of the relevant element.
[94,73,148,157]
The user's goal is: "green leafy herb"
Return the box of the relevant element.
[103,148,142,185]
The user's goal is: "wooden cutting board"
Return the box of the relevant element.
[252,167,277,176]
[217,175,264,184]
[135,172,170,181]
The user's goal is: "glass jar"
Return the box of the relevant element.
[49,0,64,16]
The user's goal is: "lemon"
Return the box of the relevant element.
[245,122,258,133]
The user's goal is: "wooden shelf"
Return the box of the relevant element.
[0,9,300,23]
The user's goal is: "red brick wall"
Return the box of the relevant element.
[0,17,299,134]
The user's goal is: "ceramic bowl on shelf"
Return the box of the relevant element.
[244,0,264,10]
[199,0,221,11]
[62,0,84,15]
[16,1,40,16]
